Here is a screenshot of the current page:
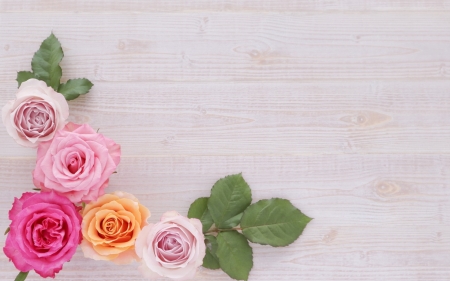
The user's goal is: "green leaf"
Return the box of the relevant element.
[16,71,35,87]
[188,197,214,233]
[220,212,243,229]
[202,235,220,270]
[58,78,93,101]
[241,198,312,247]
[31,33,63,90]
[208,174,252,229]
[14,271,29,281]
[216,231,253,281]
[4,226,10,235]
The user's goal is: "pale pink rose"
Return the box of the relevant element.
[33,122,121,203]
[3,191,82,278]
[2,79,69,147]
[135,211,206,280]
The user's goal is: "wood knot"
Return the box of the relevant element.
[322,229,338,243]
[233,41,270,61]
[373,180,403,198]
[198,17,209,33]
[117,40,126,50]
[161,135,176,146]
[340,110,391,128]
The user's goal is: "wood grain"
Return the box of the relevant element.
[1,0,450,12]
[1,13,450,83]
[1,81,449,157]
[0,155,449,280]
[0,2,449,281]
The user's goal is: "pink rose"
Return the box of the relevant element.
[33,122,121,203]
[3,191,82,278]
[135,211,206,280]
[2,79,69,147]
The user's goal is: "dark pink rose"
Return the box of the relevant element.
[33,122,121,203]
[3,191,82,278]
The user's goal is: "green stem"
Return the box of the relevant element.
[205,226,242,235]
[15,271,29,281]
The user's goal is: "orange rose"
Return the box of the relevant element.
[80,191,150,264]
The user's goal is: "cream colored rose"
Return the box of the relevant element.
[81,191,151,264]
[2,79,69,147]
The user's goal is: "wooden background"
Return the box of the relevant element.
[1,1,450,280]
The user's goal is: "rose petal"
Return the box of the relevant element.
[111,249,139,265]
[8,192,35,220]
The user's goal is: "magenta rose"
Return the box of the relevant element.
[135,211,206,280]
[2,79,69,148]
[33,122,121,203]
[3,191,82,278]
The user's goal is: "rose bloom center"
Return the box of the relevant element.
[155,229,191,263]
[66,151,85,174]
[31,216,65,252]
[97,213,130,239]
[16,100,56,137]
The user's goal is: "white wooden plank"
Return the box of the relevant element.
[0,81,449,157]
[1,0,450,12]
[1,13,450,82]
[1,3,450,281]
[0,155,449,280]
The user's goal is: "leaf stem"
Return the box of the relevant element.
[205,226,242,235]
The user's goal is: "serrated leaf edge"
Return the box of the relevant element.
[216,231,253,281]
[208,173,252,228]
[241,198,313,247]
